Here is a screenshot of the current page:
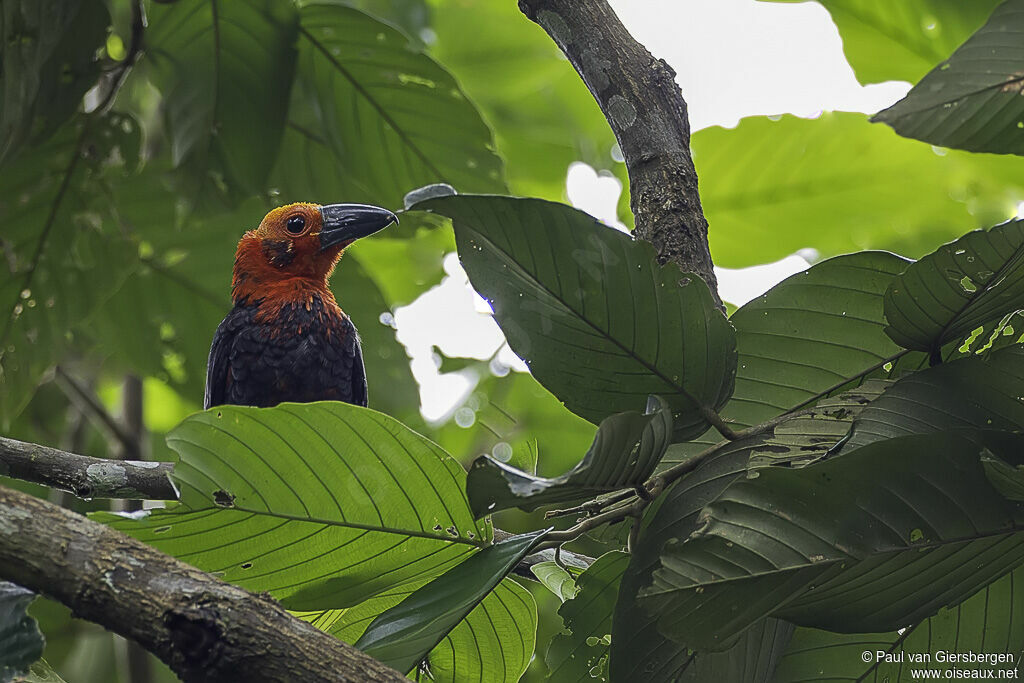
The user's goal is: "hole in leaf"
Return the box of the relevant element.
[213,490,235,507]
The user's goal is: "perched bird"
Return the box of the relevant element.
[205,202,397,410]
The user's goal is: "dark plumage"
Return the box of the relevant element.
[205,294,367,409]
[204,202,395,410]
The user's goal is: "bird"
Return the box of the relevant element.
[204,202,397,410]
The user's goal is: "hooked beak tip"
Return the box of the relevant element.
[318,203,397,251]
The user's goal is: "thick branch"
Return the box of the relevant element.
[519,0,720,304]
[0,485,405,683]
[0,436,177,500]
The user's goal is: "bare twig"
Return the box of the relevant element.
[0,485,406,683]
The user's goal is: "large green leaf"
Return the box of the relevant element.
[846,344,1024,450]
[0,0,108,165]
[695,113,1024,267]
[610,253,909,680]
[355,530,544,674]
[412,194,736,441]
[545,551,628,682]
[641,432,1024,650]
[274,1,504,209]
[0,582,43,682]
[100,402,490,610]
[466,396,672,517]
[428,0,614,200]
[0,114,138,424]
[146,0,298,200]
[304,577,535,683]
[774,565,1024,681]
[873,1,1024,155]
[761,1,1000,84]
[667,252,911,466]
[884,219,1024,355]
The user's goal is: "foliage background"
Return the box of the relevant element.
[1,0,1022,681]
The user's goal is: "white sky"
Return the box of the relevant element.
[398,0,913,421]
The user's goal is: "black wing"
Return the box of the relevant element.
[349,328,368,407]
[204,306,250,409]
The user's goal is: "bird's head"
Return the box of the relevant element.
[231,202,396,304]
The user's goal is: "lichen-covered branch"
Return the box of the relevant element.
[518,0,720,305]
[0,485,406,683]
[0,436,178,500]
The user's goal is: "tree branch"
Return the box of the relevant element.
[518,0,720,305]
[0,485,406,683]
[0,436,177,500]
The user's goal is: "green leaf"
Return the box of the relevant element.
[695,113,1024,267]
[760,1,1000,84]
[774,565,1024,681]
[982,449,1024,501]
[99,402,490,610]
[745,378,892,470]
[885,219,1024,355]
[611,253,908,679]
[546,551,628,682]
[467,396,671,517]
[428,0,614,200]
[873,1,1024,155]
[666,252,911,467]
[355,530,545,674]
[641,432,1024,650]
[146,0,298,200]
[275,2,505,209]
[846,344,1024,450]
[0,0,108,165]
[531,562,578,603]
[611,432,794,680]
[413,194,737,441]
[304,577,535,683]
[0,582,43,682]
[0,114,139,424]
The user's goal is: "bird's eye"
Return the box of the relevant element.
[286,215,306,235]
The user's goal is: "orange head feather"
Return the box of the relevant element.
[230,202,396,311]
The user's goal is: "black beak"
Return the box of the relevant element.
[318,204,398,251]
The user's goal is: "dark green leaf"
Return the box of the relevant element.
[355,530,545,674]
[467,396,671,517]
[884,218,1024,354]
[99,402,490,610]
[546,551,628,682]
[413,194,736,441]
[695,113,1023,267]
[845,344,1024,450]
[275,2,504,209]
[745,379,892,470]
[774,565,1024,681]
[760,1,1000,84]
[0,582,43,682]
[0,0,108,165]
[146,0,298,200]
[666,252,911,467]
[641,433,1024,650]
[982,449,1024,501]
[873,1,1024,155]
